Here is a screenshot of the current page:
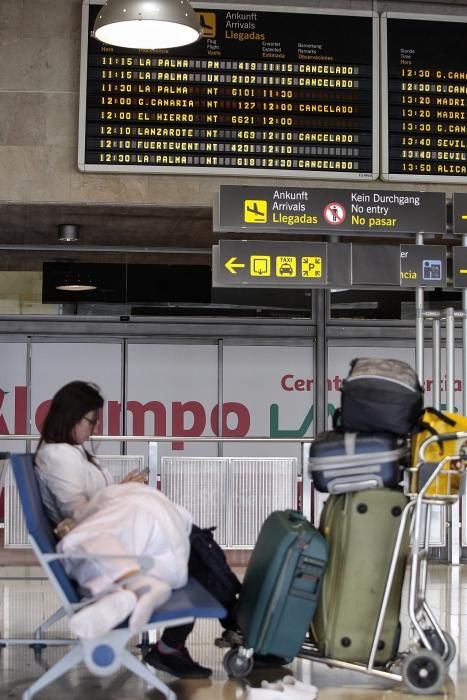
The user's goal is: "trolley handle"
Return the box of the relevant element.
[418,430,467,461]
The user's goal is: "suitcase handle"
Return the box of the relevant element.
[286,509,305,523]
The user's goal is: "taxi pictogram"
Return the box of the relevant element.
[276,257,296,277]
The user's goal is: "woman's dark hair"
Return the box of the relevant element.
[37,381,104,456]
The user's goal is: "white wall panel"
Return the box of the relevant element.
[126,343,219,460]
[0,342,28,455]
[222,345,314,458]
[30,342,123,455]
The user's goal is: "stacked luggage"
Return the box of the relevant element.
[224,358,460,693]
[223,358,424,677]
[309,357,423,664]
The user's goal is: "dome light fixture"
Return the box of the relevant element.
[58,224,80,242]
[93,0,202,50]
[56,272,97,292]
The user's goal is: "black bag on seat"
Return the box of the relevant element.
[338,358,423,435]
[189,525,241,627]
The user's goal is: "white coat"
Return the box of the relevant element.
[57,482,193,596]
[35,442,113,524]
[35,442,193,596]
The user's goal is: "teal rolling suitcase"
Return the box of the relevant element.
[236,509,327,659]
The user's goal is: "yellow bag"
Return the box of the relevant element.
[410,408,467,498]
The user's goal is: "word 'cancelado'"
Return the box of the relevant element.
[99,97,358,113]
[99,57,360,75]
[96,126,363,143]
[99,71,360,88]
[94,153,361,169]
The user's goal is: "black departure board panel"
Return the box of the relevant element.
[382,13,467,183]
[78,1,378,179]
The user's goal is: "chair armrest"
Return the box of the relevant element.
[42,552,154,572]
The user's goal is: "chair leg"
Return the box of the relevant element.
[22,644,84,700]
[120,648,177,700]
[33,606,67,636]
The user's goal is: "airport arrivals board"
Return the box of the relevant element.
[78,2,378,178]
[382,13,467,183]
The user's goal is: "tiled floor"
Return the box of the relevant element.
[0,563,466,699]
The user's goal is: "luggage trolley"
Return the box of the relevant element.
[399,430,465,691]
[223,431,466,695]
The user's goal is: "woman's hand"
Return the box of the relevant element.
[120,469,148,484]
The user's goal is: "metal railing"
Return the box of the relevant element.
[0,434,312,549]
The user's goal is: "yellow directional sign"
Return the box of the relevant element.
[213,240,353,288]
[276,256,296,277]
[244,200,267,224]
[225,256,245,274]
[251,256,271,276]
[453,194,467,235]
[452,247,467,288]
[302,256,322,278]
[197,12,216,38]
[215,240,331,288]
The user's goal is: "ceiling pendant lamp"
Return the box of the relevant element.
[93,0,202,50]
[56,275,97,292]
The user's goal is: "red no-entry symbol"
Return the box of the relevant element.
[323,202,346,225]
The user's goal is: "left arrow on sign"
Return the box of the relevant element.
[225,256,246,274]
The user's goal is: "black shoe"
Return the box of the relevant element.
[253,653,289,668]
[214,628,243,648]
[143,645,212,679]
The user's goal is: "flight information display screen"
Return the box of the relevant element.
[78,2,378,179]
[382,13,467,182]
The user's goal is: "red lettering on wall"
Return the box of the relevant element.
[210,402,250,437]
[280,374,313,392]
[127,400,167,436]
[107,401,121,436]
[0,388,252,454]
[172,401,206,450]
[14,386,27,434]
[281,374,294,391]
[0,389,10,434]
[35,400,52,432]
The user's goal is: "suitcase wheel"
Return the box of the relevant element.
[223,648,254,678]
[401,649,446,695]
[423,628,456,665]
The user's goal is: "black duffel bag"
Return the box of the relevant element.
[335,357,424,435]
[189,525,241,630]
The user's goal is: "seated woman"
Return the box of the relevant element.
[35,380,230,678]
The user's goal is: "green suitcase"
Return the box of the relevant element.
[312,489,410,666]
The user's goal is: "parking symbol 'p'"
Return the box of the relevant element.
[302,256,322,278]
